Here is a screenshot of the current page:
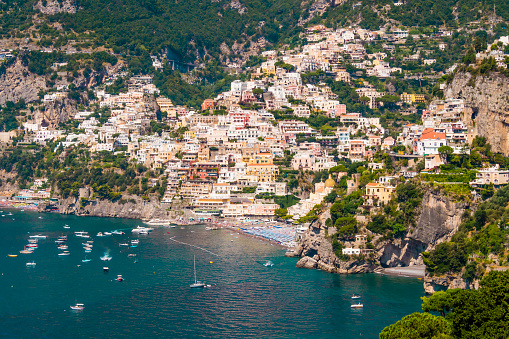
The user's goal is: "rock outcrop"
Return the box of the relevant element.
[0,58,46,105]
[445,71,509,155]
[423,273,480,294]
[36,98,78,128]
[292,189,470,275]
[34,0,77,14]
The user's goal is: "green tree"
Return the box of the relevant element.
[379,312,452,339]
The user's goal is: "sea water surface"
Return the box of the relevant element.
[0,211,423,338]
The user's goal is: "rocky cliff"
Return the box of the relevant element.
[423,273,479,294]
[0,58,47,105]
[445,71,509,155]
[291,189,470,275]
[34,0,77,14]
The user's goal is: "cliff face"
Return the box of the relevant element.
[36,98,78,128]
[34,0,77,14]
[0,58,47,105]
[445,71,509,155]
[423,273,479,294]
[292,190,470,274]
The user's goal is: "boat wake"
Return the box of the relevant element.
[168,237,219,257]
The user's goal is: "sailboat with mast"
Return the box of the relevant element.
[189,255,205,288]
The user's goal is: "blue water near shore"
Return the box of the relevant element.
[0,211,423,338]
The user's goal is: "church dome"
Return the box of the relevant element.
[324,174,336,188]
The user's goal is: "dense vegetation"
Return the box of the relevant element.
[367,181,424,237]
[423,183,509,279]
[381,270,509,339]
[0,100,26,132]
[0,143,167,201]
[321,0,508,30]
[2,0,308,60]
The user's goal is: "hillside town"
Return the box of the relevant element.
[1,28,509,251]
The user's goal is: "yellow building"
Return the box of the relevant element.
[246,164,279,182]
[247,152,274,165]
[401,92,426,105]
[156,97,174,112]
[183,131,196,140]
[365,183,395,205]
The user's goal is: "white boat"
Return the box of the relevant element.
[263,260,274,267]
[74,231,88,237]
[104,232,112,236]
[131,239,139,244]
[58,245,68,250]
[190,256,206,288]
[132,226,153,233]
[139,230,149,235]
[100,255,112,261]
[351,294,361,299]
[26,262,36,267]
[119,243,129,246]
[351,303,363,308]
[112,230,124,235]
[20,248,33,254]
[38,216,43,219]
[64,225,70,229]
[7,212,13,216]
[103,267,109,272]
[28,239,38,244]
[116,275,124,282]
[96,232,104,237]
[58,251,70,256]
[127,254,136,257]
[70,303,84,310]
[29,235,47,239]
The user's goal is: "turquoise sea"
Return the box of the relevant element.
[0,211,423,338]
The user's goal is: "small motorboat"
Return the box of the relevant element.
[26,262,36,267]
[104,232,112,236]
[82,258,91,262]
[112,230,124,235]
[263,261,274,267]
[38,216,43,219]
[351,294,361,299]
[70,303,84,310]
[103,267,109,272]
[7,254,18,258]
[127,254,136,257]
[20,249,33,254]
[131,239,139,244]
[28,239,38,244]
[119,243,129,247]
[116,275,124,282]
[29,235,47,239]
[100,255,112,261]
[58,251,70,256]
[351,303,363,308]
[64,225,70,229]
[58,245,68,250]
[26,244,38,248]
[96,232,104,237]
